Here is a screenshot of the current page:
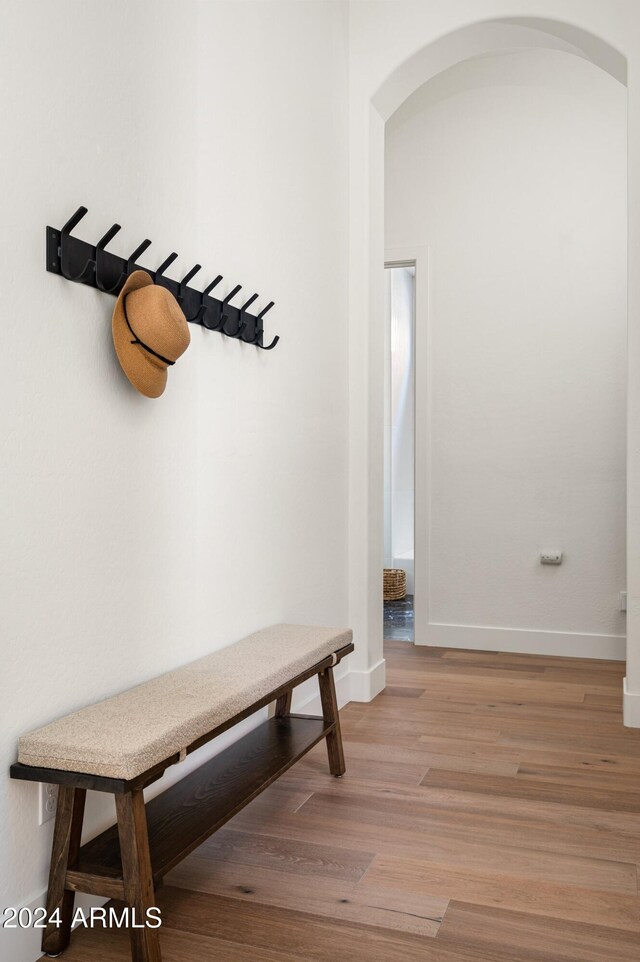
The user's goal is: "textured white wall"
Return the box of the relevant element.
[385,49,627,654]
[0,0,349,953]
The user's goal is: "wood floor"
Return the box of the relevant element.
[44,640,640,961]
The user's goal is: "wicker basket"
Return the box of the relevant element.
[384,568,406,602]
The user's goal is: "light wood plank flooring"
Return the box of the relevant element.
[44,640,640,960]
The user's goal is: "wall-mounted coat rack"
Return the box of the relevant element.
[46,207,279,350]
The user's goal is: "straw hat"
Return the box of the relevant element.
[112,270,190,398]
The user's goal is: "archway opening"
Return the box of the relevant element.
[350,16,628,699]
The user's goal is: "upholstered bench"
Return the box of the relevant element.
[11,624,353,962]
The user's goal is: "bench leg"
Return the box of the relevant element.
[42,786,86,957]
[318,666,346,777]
[116,790,162,962]
[275,689,292,717]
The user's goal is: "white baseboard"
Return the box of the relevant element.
[422,622,626,661]
[349,658,386,702]
[2,889,107,962]
[294,660,386,710]
[623,678,640,727]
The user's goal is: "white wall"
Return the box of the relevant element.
[383,273,393,566]
[383,267,415,582]
[0,1,349,957]
[385,48,627,656]
[194,0,349,637]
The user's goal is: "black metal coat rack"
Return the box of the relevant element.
[46,207,279,350]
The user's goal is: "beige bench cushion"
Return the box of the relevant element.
[18,624,352,781]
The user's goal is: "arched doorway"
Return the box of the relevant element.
[347,15,629,703]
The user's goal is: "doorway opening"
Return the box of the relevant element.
[381,46,626,663]
[383,263,415,642]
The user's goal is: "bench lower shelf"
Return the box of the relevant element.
[66,715,331,899]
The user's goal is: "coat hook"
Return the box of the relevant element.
[239,293,260,342]
[95,223,122,292]
[177,264,202,305]
[49,208,279,349]
[126,238,152,275]
[221,285,244,336]
[241,293,259,310]
[256,332,280,350]
[154,252,178,284]
[255,301,274,326]
[253,301,279,349]
[59,206,95,282]
[101,237,152,296]
[193,275,223,325]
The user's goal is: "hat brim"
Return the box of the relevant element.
[112,271,168,399]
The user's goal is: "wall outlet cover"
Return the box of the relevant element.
[38,783,58,825]
[540,551,563,565]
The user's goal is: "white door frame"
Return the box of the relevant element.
[385,246,429,646]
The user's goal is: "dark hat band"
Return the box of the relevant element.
[123,294,176,367]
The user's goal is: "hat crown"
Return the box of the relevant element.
[125,284,190,365]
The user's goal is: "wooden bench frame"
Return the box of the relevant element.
[11,642,353,961]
